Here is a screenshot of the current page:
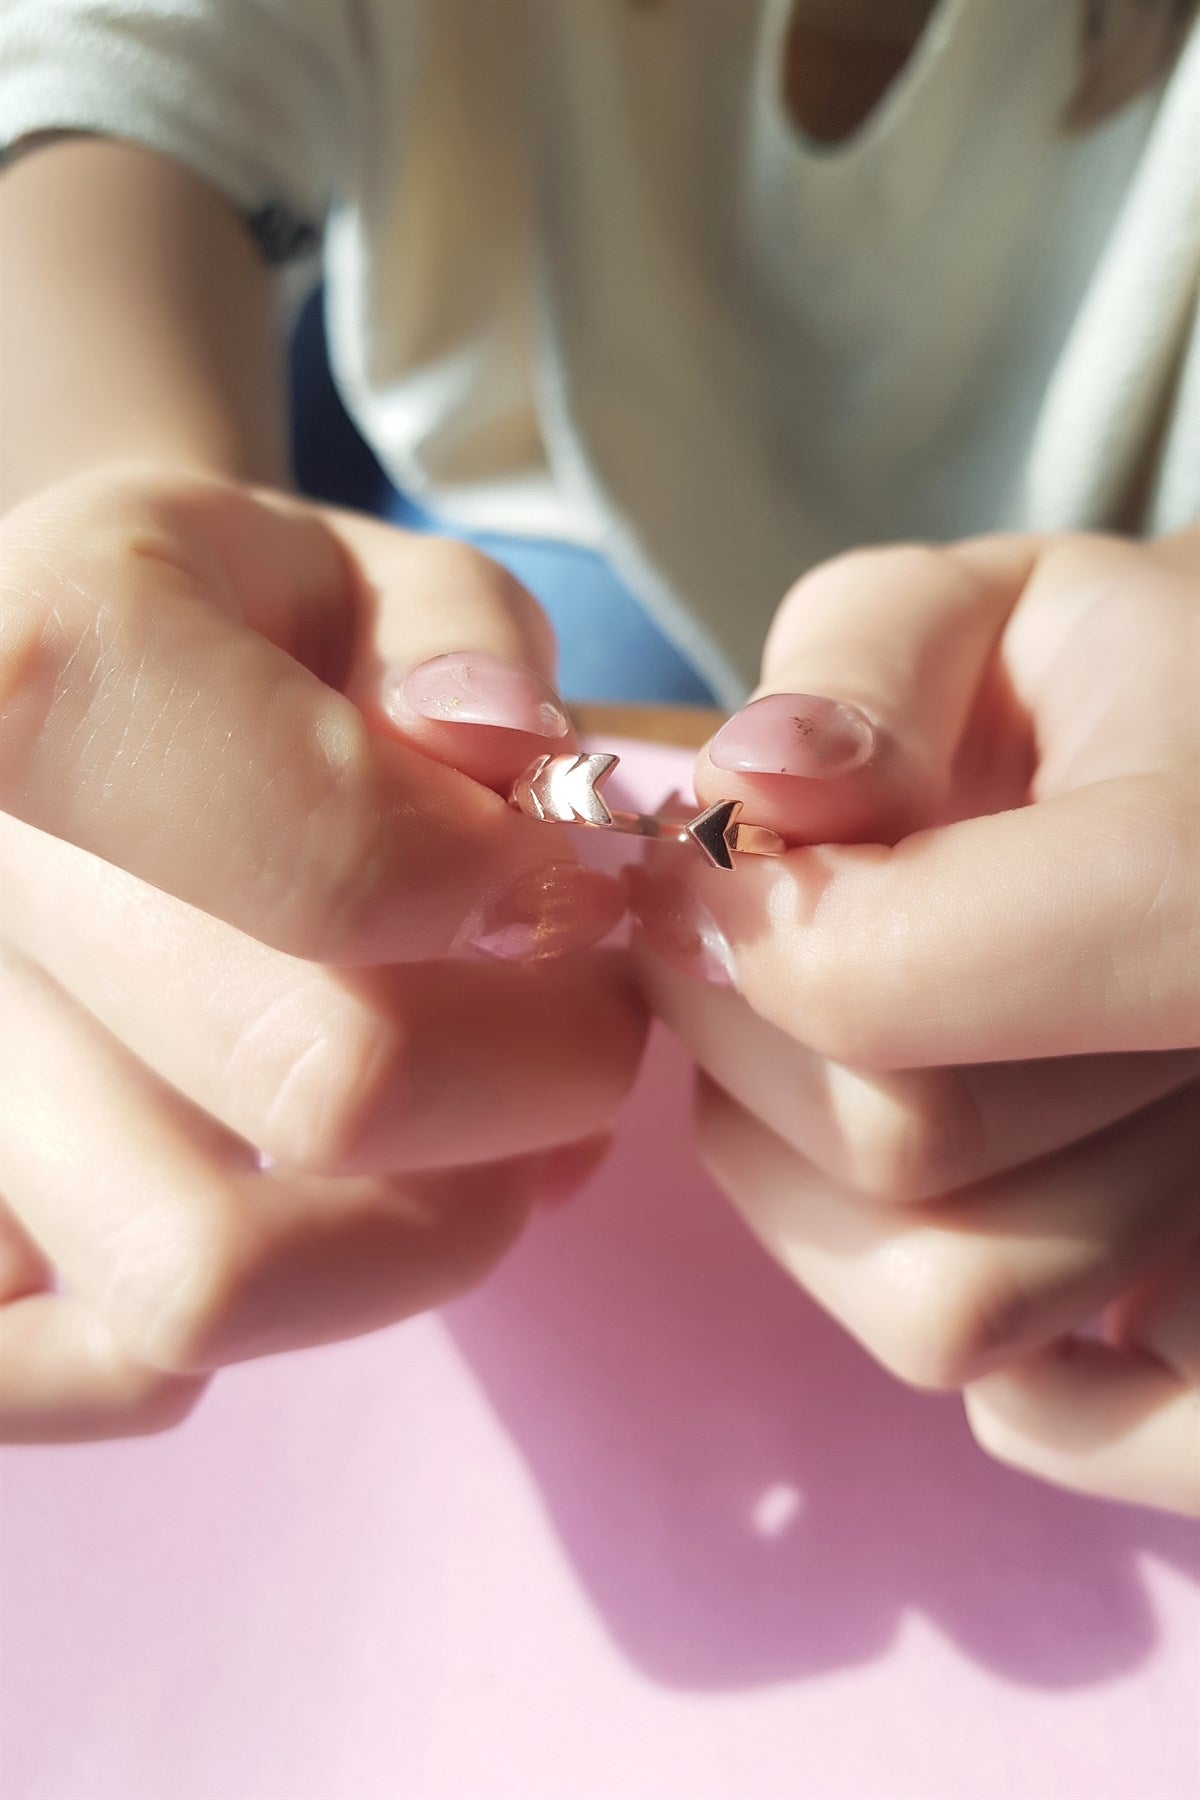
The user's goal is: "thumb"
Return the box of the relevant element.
[327,508,576,795]
[695,538,1045,844]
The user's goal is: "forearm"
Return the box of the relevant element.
[0,136,288,511]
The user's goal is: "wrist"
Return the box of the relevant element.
[1,137,289,514]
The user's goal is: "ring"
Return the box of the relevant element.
[509,752,785,871]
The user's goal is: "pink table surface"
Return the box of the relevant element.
[2,742,1198,1800]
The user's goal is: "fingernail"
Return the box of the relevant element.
[709,693,875,777]
[625,865,737,987]
[531,1131,614,1210]
[462,862,626,962]
[395,652,570,738]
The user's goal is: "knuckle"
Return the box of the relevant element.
[831,1069,977,1202]
[0,511,95,784]
[0,473,217,806]
[866,1238,1024,1391]
[275,696,388,961]
[107,1199,248,1375]
[856,1101,938,1202]
[749,952,888,1072]
[256,1000,406,1173]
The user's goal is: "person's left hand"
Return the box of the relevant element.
[631,529,1200,1516]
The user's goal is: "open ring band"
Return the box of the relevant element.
[509,752,785,872]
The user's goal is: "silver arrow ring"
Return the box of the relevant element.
[509,752,785,872]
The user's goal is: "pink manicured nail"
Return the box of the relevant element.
[709,693,875,777]
[397,652,570,738]
[531,1132,614,1210]
[625,865,737,987]
[462,863,626,963]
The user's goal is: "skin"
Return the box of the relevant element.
[1,140,1195,1514]
[0,140,646,1439]
[634,530,1200,1516]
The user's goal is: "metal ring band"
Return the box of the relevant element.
[509,752,785,872]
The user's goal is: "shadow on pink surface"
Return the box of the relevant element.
[445,1027,1200,1693]
[2,742,1196,1800]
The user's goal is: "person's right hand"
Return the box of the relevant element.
[0,467,646,1441]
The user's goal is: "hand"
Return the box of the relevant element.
[632,531,1199,1515]
[0,467,646,1440]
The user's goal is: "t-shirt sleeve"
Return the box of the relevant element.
[1148,302,1200,535]
[0,0,362,262]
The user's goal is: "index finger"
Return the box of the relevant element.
[0,476,620,963]
[327,509,577,795]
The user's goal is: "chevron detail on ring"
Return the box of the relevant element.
[510,752,619,826]
[684,799,743,871]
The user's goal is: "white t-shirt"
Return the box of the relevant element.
[2,0,1197,700]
